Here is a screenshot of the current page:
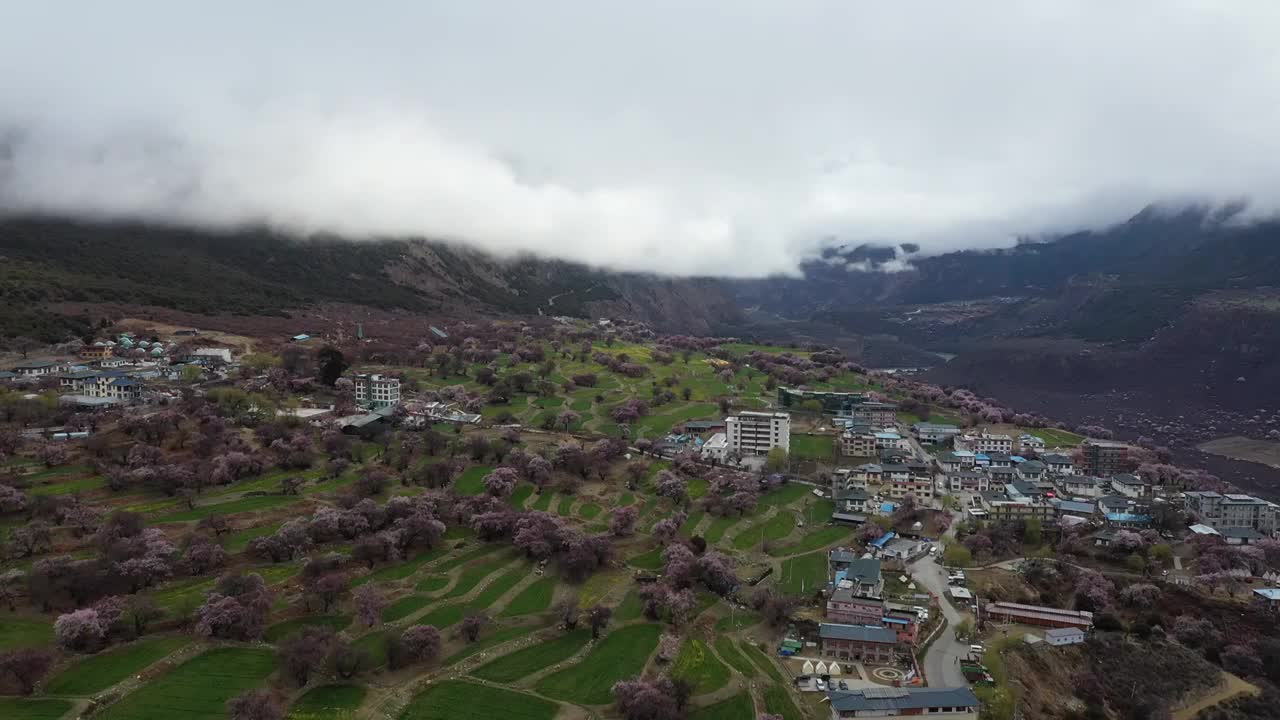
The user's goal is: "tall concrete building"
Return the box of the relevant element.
[726,411,791,457]
[354,373,401,409]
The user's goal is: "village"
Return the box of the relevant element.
[1,317,1278,720]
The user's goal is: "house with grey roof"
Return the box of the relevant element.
[11,360,69,376]
[827,687,980,720]
[1043,453,1076,475]
[818,623,898,663]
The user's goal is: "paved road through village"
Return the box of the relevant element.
[902,427,970,688]
[909,548,969,687]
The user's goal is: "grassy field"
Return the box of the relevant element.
[508,484,534,509]
[768,526,852,557]
[635,403,718,437]
[0,617,53,651]
[454,465,494,496]
[680,510,706,535]
[714,611,761,632]
[499,577,556,617]
[416,603,466,628]
[615,590,644,621]
[352,547,448,586]
[759,483,810,507]
[778,550,828,595]
[400,680,559,720]
[466,565,528,609]
[471,628,592,683]
[45,636,190,695]
[441,622,546,667]
[712,635,756,676]
[26,473,105,496]
[434,544,504,572]
[288,684,366,719]
[1026,427,1085,447]
[96,647,276,720]
[152,495,300,523]
[264,615,351,642]
[536,623,661,704]
[222,522,280,553]
[383,595,433,622]
[0,698,72,720]
[703,515,741,544]
[790,433,835,460]
[673,638,732,694]
[438,558,511,599]
[730,511,795,550]
[763,684,804,720]
[414,575,449,592]
[628,545,665,570]
[742,642,786,682]
[688,692,754,720]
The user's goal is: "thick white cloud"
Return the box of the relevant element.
[2,1,1279,276]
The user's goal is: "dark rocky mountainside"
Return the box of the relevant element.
[0,217,742,339]
[725,206,1280,410]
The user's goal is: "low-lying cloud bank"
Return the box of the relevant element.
[2,2,1279,277]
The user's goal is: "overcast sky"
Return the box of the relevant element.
[1,2,1278,276]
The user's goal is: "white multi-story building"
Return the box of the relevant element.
[84,376,143,401]
[354,373,401,409]
[701,432,729,463]
[957,432,1013,454]
[725,411,790,457]
[1185,491,1279,536]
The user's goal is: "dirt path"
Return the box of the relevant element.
[1172,672,1259,720]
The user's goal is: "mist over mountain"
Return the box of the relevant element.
[5,3,1280,276]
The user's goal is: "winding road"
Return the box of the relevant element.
[909,549,969,687]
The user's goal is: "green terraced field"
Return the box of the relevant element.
[763,684,804,720]
[383,595,432,622]
[453,465,494,496]
[0,616,53,651]
[768,526,851,557]
[438,558,511,599]
[352,547,448,586]
[471,628,591,683]
[0,698,72,720]
[742,641,786,682]
[730,511,795,550]
[712,635,755,676]
[672,637,732,694]
[45,636,190,695]
[441,622,546,667]
[399,680,558,720]
[535,623,661,704]
[96,647,277,720]
[777,551,828,595]
[499,577,556,617]
[264,615,351,642]
[289,684,367,719]
[688,692,754,720]
[152,495,300,523]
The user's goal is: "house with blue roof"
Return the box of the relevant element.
[1254,588,1280,612]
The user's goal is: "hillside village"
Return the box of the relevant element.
[1,317,1279,720]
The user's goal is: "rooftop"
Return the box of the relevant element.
[827,687,979,713]
[1045,627,1084,638]
[818,623,897,644]
[12,360,63,369]
[1254,588,1280,601]
[1220,527,1264,540]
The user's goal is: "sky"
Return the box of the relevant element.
[1,1,1279,277]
